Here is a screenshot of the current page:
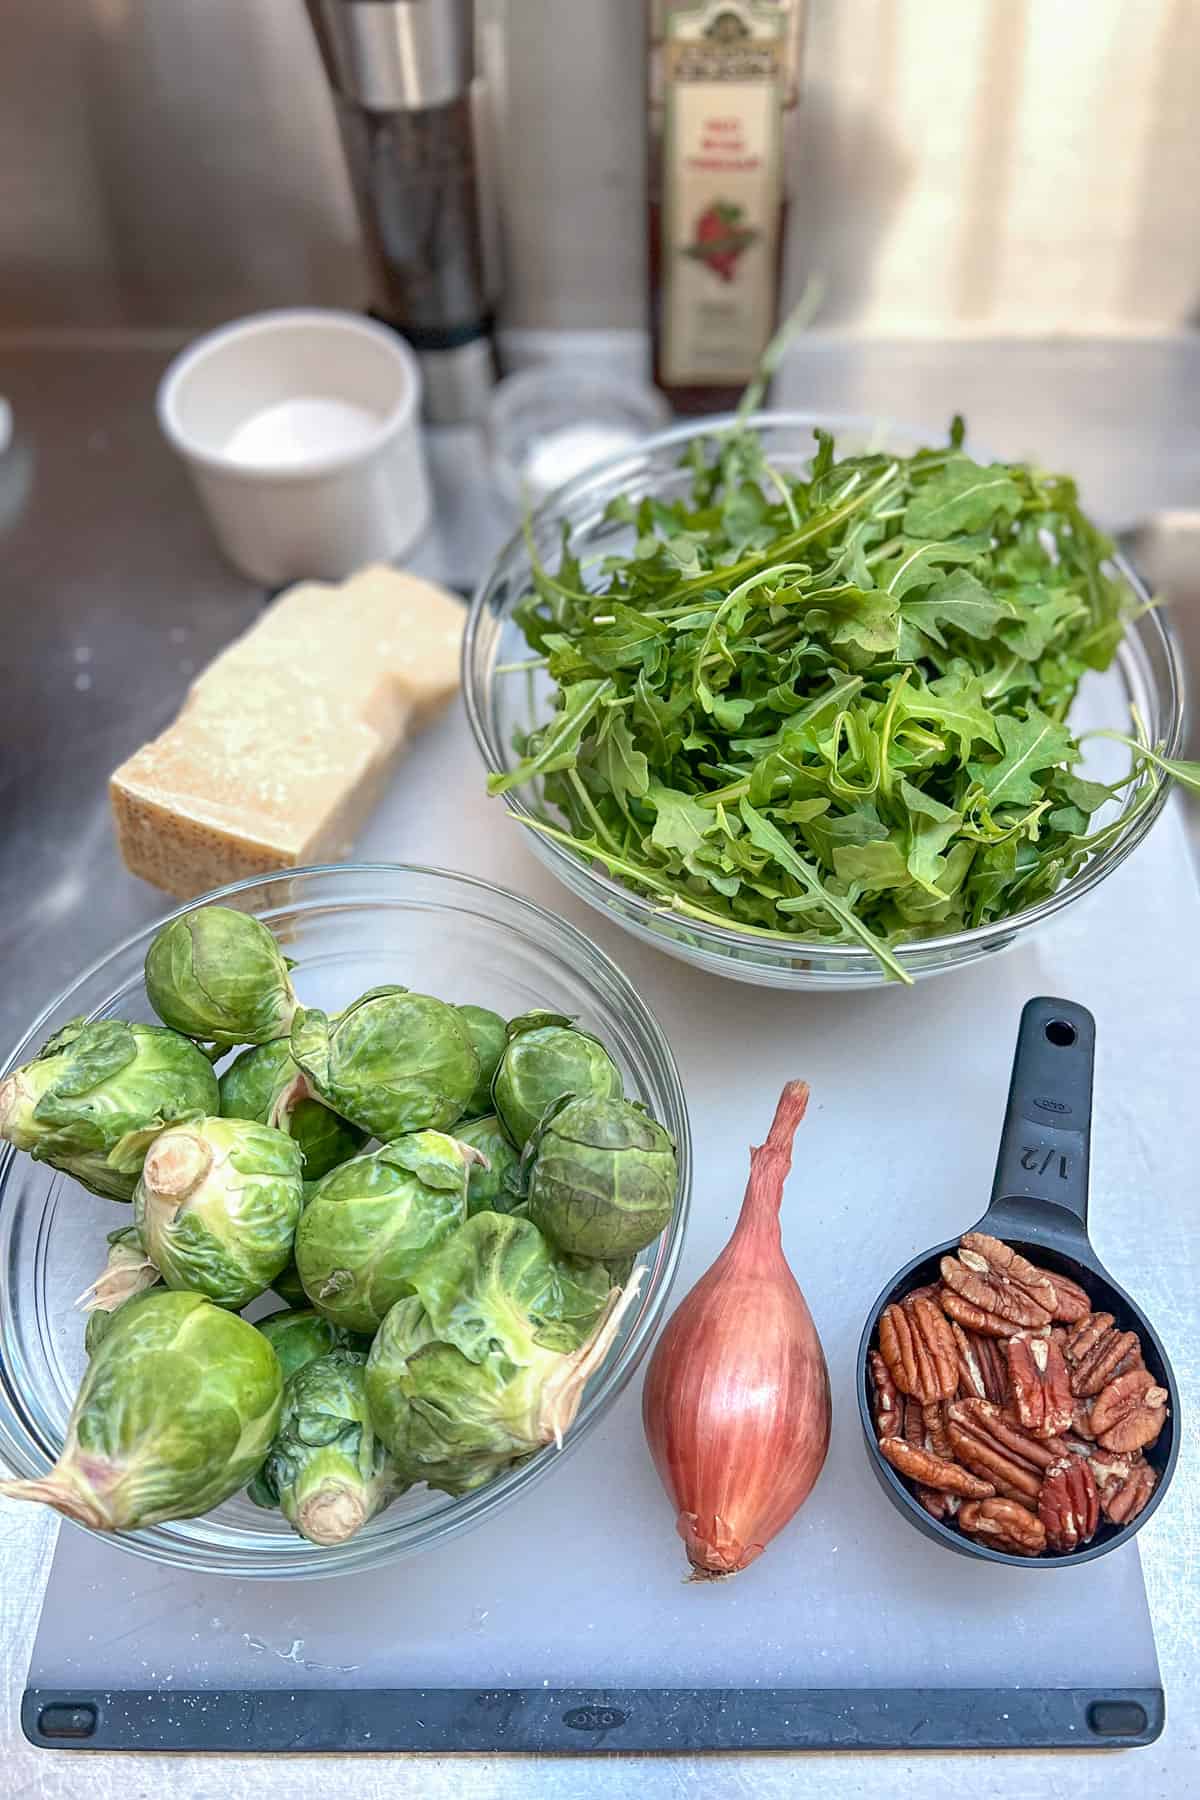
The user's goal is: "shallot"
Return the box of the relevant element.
[642,1081,831,1577]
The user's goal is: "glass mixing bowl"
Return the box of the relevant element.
[464,413,1186,989]
[0,865,691,1578]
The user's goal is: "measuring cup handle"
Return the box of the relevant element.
[986,996,1094,1232]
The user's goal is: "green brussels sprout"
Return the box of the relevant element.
[524,1095,677,1259]
[219,1040,365,1179]
[0,1018,220,1201]
[79,1226,161,1355]
[134,1117,303,1309]
[290,987,479,1140]
[456,1006,507,1117]
[491,1014,623,1149]
[365,1211,628,1495]
[295,1132,474,1333]
[254,1306,370,1383]
[0,1289,282,1530]
[145,905,297,1051]
[453,1114,525,1216]
[247,1350,400,1544]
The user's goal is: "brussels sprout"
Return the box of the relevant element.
[491,1016,622,1149]
[295,1132,474,1333]
[524,1095,677,1259]
[219,1040,365,1179]
[79,1226,161,1355]
[290,986,479,1140]
[0,1290,282,1529]
[254,1306,370,1384]
[365,1212,630,1495]
[0,1018,219,1201]
[145,905,297,1051]
[134,1117,303,1309]
[248,1350,400,1544]
[456,1006,507,1117]
[453,1114,525,1216]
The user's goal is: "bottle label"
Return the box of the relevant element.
[660,1,789,389]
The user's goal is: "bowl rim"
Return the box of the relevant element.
[0,861,692,1577]
[463,409,1188,973]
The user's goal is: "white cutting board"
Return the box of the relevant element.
[30,696,1197,1702]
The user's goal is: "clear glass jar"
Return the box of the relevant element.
[464,412,1186,989]
[0,865,691,1577]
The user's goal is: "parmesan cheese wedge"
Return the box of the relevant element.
[111,565,464,898]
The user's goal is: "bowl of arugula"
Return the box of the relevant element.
[465,414,1191,988]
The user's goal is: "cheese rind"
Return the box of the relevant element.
[111,566,463,898]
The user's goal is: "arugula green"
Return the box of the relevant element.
[489,421,1198,981]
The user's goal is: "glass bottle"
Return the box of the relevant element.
[648,1,805,414]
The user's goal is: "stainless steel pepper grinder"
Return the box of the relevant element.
[307,0,496,424]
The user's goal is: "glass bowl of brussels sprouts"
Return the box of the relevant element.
[0,864,690,1577]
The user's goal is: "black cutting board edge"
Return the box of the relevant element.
[23,1684,1165,1753]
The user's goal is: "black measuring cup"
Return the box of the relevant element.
[857,995,1180,1565]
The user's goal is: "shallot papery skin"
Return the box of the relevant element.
[642,1081,831,1577]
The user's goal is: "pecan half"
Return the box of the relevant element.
[1069,1396,1097,1440]
[902,1396,925,1450]
[904,1282,943,1307]
[940,1289,1022,1338]
[1005,1330,1074,1438]
[1092,1455,1158,1526]
[959,1497,1047,1555]
[960,1234,1058,1307]
[949,1319,1008,1401]
[1064,1311,1114,1363]
[941,1234,1054,1331]
[916,1486,949,1520]
[878,1296,958,1403]
[1038,1456,1100,1552]
[946,1398,1064,1501]
[878,1436,995,1498]
[1046,1270,1092,1324]
[868,1349,902,1441]
[922,1401,953,1461]
[1091,1369,1168,1453]
[1068,1316,1143,1398]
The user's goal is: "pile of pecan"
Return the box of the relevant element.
[868,1232,1167,1556]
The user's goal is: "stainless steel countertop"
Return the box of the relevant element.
[2,334,1198,1795]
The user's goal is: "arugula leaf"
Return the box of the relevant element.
[878,537,989,600]
[488,678,611,794]
[588,709,649,802]
[647,784,716,857]
[832,838,911,892]
[898,779,963,892]
[901,569,1018,646]
[739,800,911,980]
[895,670,1001,754]
[903,456,1023,538]
[1082,733,1200,794]
[968,705,1075,805]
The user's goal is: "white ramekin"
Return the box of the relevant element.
[157,309,432,585]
